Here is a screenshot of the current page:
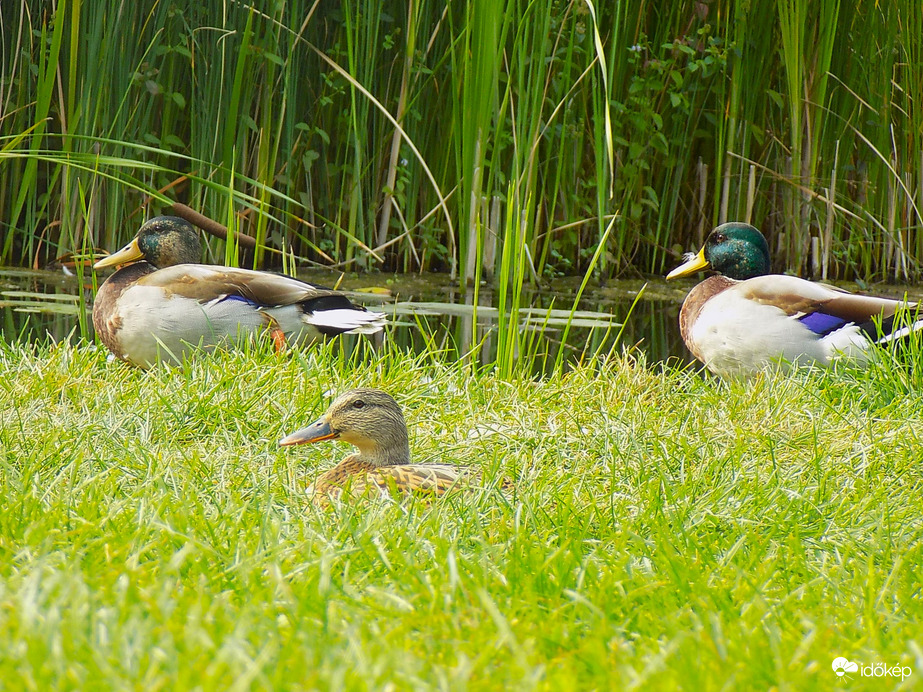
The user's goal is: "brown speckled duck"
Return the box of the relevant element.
[92,216,385,368]
[280,388,501,505]
[666,222,923,378]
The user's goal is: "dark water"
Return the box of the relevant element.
[0,266,693,371]
[0,268,89,343]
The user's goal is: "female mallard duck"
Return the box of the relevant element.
[666,222,922,378]
[280,388,499,505]
[92,216,385,368]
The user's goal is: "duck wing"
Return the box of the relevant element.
[139,264,385,335]
[308,463,472,506]
[365,464,472,494]
[736,275,908,336]
[137,264,343,307]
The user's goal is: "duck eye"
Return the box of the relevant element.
[352,400,365,409]
[713,232,727,243]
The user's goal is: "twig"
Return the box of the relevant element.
[168,203,257,250]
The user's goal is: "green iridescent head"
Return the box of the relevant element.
[94,216,201,269]
[666,222,771,281]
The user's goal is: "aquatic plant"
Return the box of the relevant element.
[0,0,919,282]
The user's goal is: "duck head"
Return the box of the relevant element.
[280,388,411,467]
[667,222,771,281]
[94,216,201,270]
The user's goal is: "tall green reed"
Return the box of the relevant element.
[1,0,920,282]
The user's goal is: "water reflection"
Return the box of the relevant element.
[0,269,91,343]
[356,272,692,371]
[0,266,692,370]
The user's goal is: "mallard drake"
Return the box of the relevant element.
[666,222,923,378]
[92,216,385,368]
[280,388,499,505]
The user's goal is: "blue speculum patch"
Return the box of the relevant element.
[798,311,849,336]
[218,294,260,307]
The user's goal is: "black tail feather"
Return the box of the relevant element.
[858,308,923,348]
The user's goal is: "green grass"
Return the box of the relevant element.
[1,339,921,689]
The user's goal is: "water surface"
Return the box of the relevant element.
[0,266,693,371]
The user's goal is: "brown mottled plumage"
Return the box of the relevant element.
[92,216,385,368]
[280,388,506,505]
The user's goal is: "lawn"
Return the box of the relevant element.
[0,339,921,689]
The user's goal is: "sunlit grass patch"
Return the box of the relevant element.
[0,342,920,688]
